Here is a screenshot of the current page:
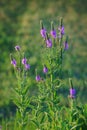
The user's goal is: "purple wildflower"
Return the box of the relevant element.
[64,41,69,50]
[11,59,16,67]
[36,75,41,81]
[69,88,76,98]
[46,39,52,48]
[22,58,27,65]
[61,26,64,35]
[58,25,64,35]
[25,64,30,70]
[50,30,57,38]
[40,28,47,38]
[43,66,48,74]
[15,45,20,51]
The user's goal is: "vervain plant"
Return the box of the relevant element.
[10,46,31,130]
[8,18,87,130]
[30,18,70,130]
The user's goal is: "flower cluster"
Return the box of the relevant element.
[22,57,30,70]
[11,46,30,71]
[36,65,48,82]
[40,20,68,50]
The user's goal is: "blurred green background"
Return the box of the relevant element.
[0,0,87,120]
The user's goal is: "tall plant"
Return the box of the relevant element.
[9,18,87,130]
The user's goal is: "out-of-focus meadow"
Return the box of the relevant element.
[0,0,87,121]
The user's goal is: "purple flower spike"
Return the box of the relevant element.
[50,30,57,38]
[11,59,16,67]
[64,41,69,50]
[25,64,30,70]
[70,88,76,98]
[58,25,64,35]
[22,58,27,65]
[43,66,48,74]
[36,75,41,81]
[61,26,64,35]
[46,39,52,48]
[15,45,20,51]
[40,28,47,38]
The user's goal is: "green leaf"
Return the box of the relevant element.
[40,113,46,124]
[31,120,39,128]
[70,123,83,130]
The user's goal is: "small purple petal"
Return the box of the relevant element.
[70,88,76,98]
[58,25,65,35]
[64,41,69,50]
[61,26,64,35]
[25,64,30,70]
[43,66,48,74]
[40,28,47,38]
[46,39,52,48]
[11,59,16,67]
[22,58,27,65]
[36,75,41,81]
[15,45,20,51]
[50,30,57,38]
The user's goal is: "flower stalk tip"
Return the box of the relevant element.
[11,59,17,67]
[50,21,57,39]
[15,45,20,51]
[36,75,41,82]
[43,65,48,74]
[69,78,76,98]
[22,57,27,65]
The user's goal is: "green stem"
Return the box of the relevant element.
[60,47,63,78]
